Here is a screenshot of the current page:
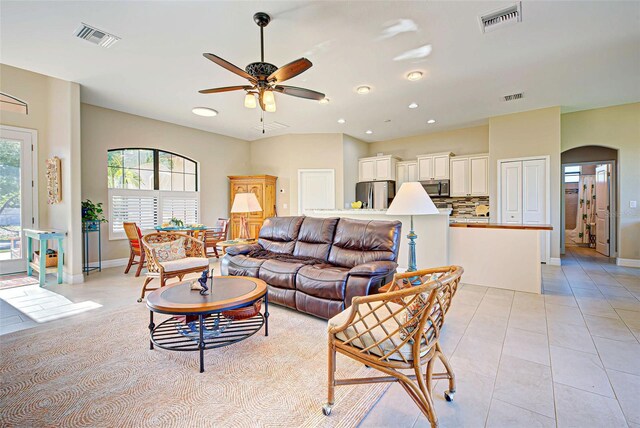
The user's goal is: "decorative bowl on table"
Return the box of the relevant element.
[222,301,262,321]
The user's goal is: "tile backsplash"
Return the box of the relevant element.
[435,196,490,217]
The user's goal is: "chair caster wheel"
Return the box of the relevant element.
[444,390,455,402]
[322,404,333,416]
[364,364,370,368]
[137,298,143,303]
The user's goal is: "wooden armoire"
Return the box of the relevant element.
[228,175,277,239]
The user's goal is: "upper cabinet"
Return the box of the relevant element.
[417,152,453,180]
[396,160,418,189]
[450,154,489,197]
[358,155,398,182]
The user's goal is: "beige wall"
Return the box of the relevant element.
[489,107,562,260]
[0,64,83,280]
[81,104,251,262]
[367,125,489,160]
[342,134,368,207]
[249,133,344,216]
[562,103,640,261]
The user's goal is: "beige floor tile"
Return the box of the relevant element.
[607,297,640,312]
[607,369,640,426]
[593,336,640,376]
[584,314,638,342]
[617,309,640,341]
[492,355,555,418]
[451,335,503,379]
[576,297,621,319]
[508,310,548,335]
[550,345,614,397]
[554,383,627,428]
[359,383,418,428]
[502,327,550,366]
[485,399,555,428]
[543,293,578,308]
[545,303,586,326]
[548,320,597,354]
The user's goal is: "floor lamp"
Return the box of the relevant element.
[386,182,439,280]
[231,192,262,240]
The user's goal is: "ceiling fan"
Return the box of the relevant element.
[199,12,325,113]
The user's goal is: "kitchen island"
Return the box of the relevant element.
[449,222,553,293]
[306,208,451,270]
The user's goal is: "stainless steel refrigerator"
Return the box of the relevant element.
[355,181,396,209]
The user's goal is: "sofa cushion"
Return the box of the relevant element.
[296,292,344,320]
[267,285,296,309]
[259,259,306,290]
[225,255,266,277]
[258,216,304,254]
[296,264,350,300]
[293,217,339,260]
[328,218,402,268]
[160,257,208,272]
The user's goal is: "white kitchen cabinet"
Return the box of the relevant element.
[358,155,398,182]
[396,160,418,189]
[450,154,489,197]
[417,152,453,180]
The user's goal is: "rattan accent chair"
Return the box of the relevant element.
[204,218,229,258]
[323,266,463,428]
[123,222,145,277]
[138,232,209,302]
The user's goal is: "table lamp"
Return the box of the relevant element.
[386,182,439,275]
[231,192,262,240]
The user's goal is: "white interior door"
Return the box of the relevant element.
[500,161,523,224]
[298,169,335,215]
[595,164,610,256]
[0,126,36,275]
[523,159,548,263]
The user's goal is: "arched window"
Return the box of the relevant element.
[107,149,199,239]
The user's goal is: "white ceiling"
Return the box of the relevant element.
[1,1,639,142]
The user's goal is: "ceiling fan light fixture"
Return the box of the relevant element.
[244,93,257,109]
[319,97,330,104]
[263,90,276,106]
[265,102,276,113]
[356,86,371,95]
[406,71,423,81]
[192,107,218,117]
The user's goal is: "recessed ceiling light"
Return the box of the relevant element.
[337,118,346,124]
[427,119,436,124]
[365,130,373,135]
[406,71,423,81]
[192,107,218,117]
[408,102,419,109]
[356,86,371,95]
[319,98,330,104]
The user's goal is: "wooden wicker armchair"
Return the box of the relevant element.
[138,233,209,302]
[123,222,145,277]
[204,218,229,258]
[324,266,463,428]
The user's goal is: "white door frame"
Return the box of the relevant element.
[0,125,39,274]
[297,169,335,215]
[497,155,551,264]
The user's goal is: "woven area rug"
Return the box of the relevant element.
[0,304,387,427]
[0,274,39,290]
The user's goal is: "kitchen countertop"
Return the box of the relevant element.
[450,222,553,230]
[308,208,451,215]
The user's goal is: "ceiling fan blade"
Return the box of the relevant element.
[199,85,253,94]
[203,53,256,82]
[267,58,312,83]
[274,85,325,100]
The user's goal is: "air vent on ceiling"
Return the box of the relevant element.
[503,92,524,102]
[252,121,290,133]
[479,2,522,33]
[74,23,120,48]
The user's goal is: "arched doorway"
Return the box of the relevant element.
[561,146,618,259]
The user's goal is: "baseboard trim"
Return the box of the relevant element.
[101,258,130,269]
[63,272,84,284]
[617,258,640,268]
[548,257,562,266]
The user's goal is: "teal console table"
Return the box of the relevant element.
[24,229,65,286]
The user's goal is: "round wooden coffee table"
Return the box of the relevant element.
[146,276,268,373]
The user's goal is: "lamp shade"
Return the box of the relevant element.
[231,193,262,213]
[386,182,439,216]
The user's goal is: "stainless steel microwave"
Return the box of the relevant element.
[421,179,450,197]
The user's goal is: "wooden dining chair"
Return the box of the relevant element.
[123,222,145,277]
[204,218,229,258]
[324,266,463,428]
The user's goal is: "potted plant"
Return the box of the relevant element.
[82,199,107,230]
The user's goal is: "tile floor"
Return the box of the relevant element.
[1,246,639,427]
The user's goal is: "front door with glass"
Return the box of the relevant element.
[0,126,36,275]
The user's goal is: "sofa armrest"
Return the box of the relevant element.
[349,261,397,277]
[225,243,261,256]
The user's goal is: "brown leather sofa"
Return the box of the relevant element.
[220,216,402,319]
